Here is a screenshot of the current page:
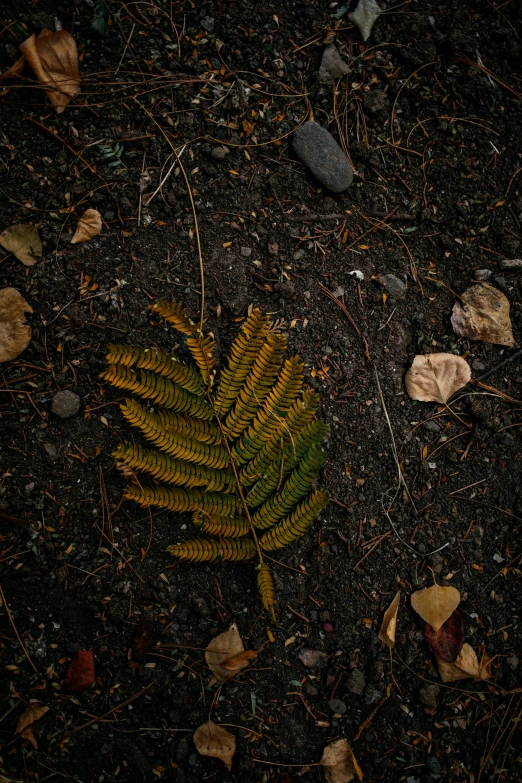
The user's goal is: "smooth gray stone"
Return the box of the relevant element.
[51,390,80,419]
[293,121,353,193]
[499,258,522,271]
[319,45,349,80]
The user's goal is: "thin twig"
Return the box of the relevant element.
[0,582,38,674]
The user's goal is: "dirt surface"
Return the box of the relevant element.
[1,1,522,781]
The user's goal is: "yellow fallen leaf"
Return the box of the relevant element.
[319,739,363,783]
[451,283,515,348]
[378,590,400,649]
[436,643,493,683]
[411,582,460,632]
[205,623,256,682]
[15,703,49,749]
[0,224,42,266]
[71,209,102,244]
[405,353,471,404]
[0,288,32,363]
[193,720,235,770]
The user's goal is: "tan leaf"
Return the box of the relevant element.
[206,623,255,682]
[15,703,49,748]
[0,224,42,267]
[378,590,400,649]
[451,283,515,348]
[0,288,32,363]
[71,209,102,244]
[319,739,363,783]
[18,30,79,113]
[405,353,471,404]
[411,583,460,632]
[193,720,235,770]
[436,643,492,683]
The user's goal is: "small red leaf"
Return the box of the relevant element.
[65,650,95,692]
[131,620,157,659]
[424,609,465,662]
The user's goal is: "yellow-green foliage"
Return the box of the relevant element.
[101,302,330,619]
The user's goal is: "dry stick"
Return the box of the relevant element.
[134,98,205,331]
[27,118,96,173]
[64,683,155,738]
[391,62,437,145]
[0,583,38,674]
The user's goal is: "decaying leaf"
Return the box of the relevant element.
[424,609,465,663]
[0,288,32,363]
[378,590,400,649]
[0,224,42,267]
[411,582,460,632]
[319,739,363,783]
[193,720,235,770]
[1,30,79,114]
[348,0,382,42]
[451,283,515,348]
[205,623,256,682]
[15,703,49,749]
[65,650,95,692]
[436,643,493,683]
[71,208,102,244]
[405,353,471,404]
[131,620,157,659]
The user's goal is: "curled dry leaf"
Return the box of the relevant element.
[424,609,465,663]
[411,582,460,632]
[0,288,32,363]
[15,703,49,749]
[319,739,363,783]
[0,224,42,267]
[205,623,257,682]
[436,643,492,683]
[1,30,79,114]
[451,283,515,348]
[378,590,400,649]
[193,720,235,770]
[71,209,102,244]
[405,353,471,404]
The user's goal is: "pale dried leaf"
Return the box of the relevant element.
[0,288,32,363]
[436,643,493,683]
[193,720,235,770]
[405,353,471,404]
[206,623,251,682]
[348,0,382,41]
[71,209,102,244]
[0,224,42,267]
[411,583,460,632]
[15,703,49,747]
[19,30,79,113]
[378,590,400,649]
[319,739,363,783]
[451,283,515,348]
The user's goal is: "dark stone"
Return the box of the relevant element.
[51,390,81,419]
[328,698,347,714]
[293,121,353,193]
[347,668,366,695]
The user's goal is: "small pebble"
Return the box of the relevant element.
[210,146,228,161]
[347,668,366,696]
[303,683,318,697]
[472,360,485,371]
[240,247,252,257]
[363,684,381,705]
[268,241,279,257]
[328,698,347,715]
[293,121,353,193]
[323,622,334,633]
[298,648,329,669]
[426,756,442,779]
[51,390,81,419]
[319,44,349,80]
[419,684,440,708]
[506,656,519,671]
[474,268,492,281]
[494,276,507,292]
[200,16,214,33]
[380,273,406,299]
[44,443,59,459]
[499,258,522,271]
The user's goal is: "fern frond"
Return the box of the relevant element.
[100,365,213,420]
[213,308,271,417]
[257,563,276,621]
[120,399,228,468]
[260,491,330,551]
[168,537,255,562]
[151,300,216,387]
[106,344,204,396]
[233,356,304,462]
[156,407,222,445]
[114,443,235,493]
[249,443,326,529]
[193,510,249,538]
[223,333,287,439]
[124,485,240,516]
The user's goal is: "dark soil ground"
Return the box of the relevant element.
[1,1,522,781]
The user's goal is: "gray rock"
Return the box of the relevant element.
[506,656,519,670]
[240,247,252,258]
[474,268,493,281]
[472,360,485,371]
[426,756,442,779]
[347,668,366,695]
[319,45,349,80]
[419,684,440,708]
[293,121,353,193]
[380,273,406,299]
[494,276,507,292]
[499,258,522,271]
[328,698,347,715]
[210,146,228,161]
[298,648,329,669]
[51,390,80,419]
[43,443,59,459]
[363,685,382,705]
[200,17,214,33]
[303,683,318,697]
[362,89,389,118]
[424,420,441,432]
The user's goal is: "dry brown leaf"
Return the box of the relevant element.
[436,643,492,683]
[71,209,102,244]
[206,623,256,682]
[411,582,460,632]
[15,703,49,749]
[451,283,515,348]
[378,590,400,649]
[0,224,42,267]
[193,720,235,770]
[405,353,471,404]
[0,288,32,363]
[319,739,363,783]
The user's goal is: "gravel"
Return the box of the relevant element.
[293,121,354,193]
[474,268,493,281]
[347,668,366,695]
[51,390,81,419]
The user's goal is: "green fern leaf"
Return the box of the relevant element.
[260,491,330,551]
[106,344,205,395]
[124,484,240,516]
[257,563,276,621]
[168,537,255,562]
[192,511,249,538]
